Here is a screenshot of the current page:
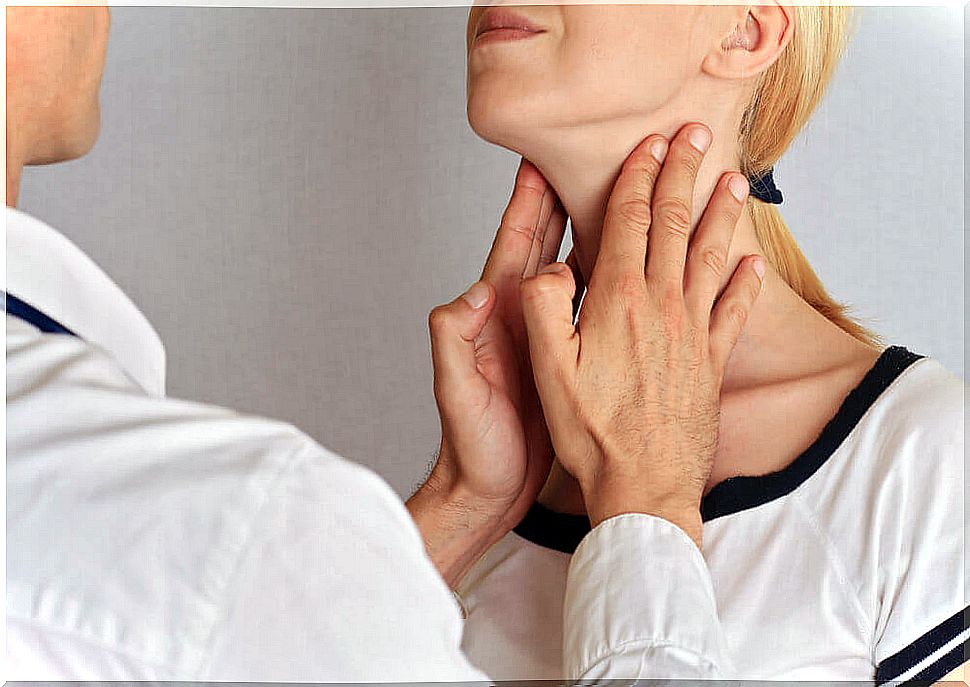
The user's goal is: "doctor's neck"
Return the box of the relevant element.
[6,136,26,208]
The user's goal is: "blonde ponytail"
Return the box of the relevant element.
[739,6,880,347]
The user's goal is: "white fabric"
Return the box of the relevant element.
[564,513,733,679]
[5,206,166,397]
[6,206,730,681]
[456,355,967,681]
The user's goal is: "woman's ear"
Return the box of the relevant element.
[703,3,794,80]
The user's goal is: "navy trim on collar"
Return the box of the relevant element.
[3,292,78,337]
[513,345,925,554]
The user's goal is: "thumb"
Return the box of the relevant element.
[429,281,496,395]
[519,263,579,397]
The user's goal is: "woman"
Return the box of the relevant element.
[420,3,964,682]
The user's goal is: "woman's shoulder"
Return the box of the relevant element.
[832,352,966,680]
[877,351,963,412]
[805,347,963,529]
[858,352,964,458]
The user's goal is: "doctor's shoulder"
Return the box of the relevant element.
[6,318,444,680]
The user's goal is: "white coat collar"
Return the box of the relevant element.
[4,206,166,396]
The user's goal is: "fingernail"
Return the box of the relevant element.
[650,138,668,163]
[461,281,490,309]
[752,257,766,280]
[728,174,749,202]
[687,126,712,153]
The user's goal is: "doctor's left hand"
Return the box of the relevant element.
[406,159,567,588]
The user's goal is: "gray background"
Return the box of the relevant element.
[19,6,965,497]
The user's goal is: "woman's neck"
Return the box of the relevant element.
[523,125,880,515]
[526,121,789,387]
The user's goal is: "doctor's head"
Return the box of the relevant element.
[6,6,110,201]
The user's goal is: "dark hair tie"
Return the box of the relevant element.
[748,167,783,204]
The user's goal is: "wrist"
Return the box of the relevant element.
[406,469,512,587]
[580,473,704,548]
[592,501,704,549]
[424,441,522,524]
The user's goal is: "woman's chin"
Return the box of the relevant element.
[467,112,506,149]
[466,98,536,155]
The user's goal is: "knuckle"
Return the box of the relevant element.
[721,204,742,226]
[624,151,662,182]
[504,220,538,242]
[518,275,539,299]
[428,305,450,332]
[748,276,762,296]
[615,197,652,228]
[661,280,686,310]
[656,284,686,330]
[698,246,727,277]
[675,149,701,177]
[519,273,557,301]
[613,274,646,302]
[729,302,749,328]
[748,278,763,302]
[653,198,692,238]
[637,158,663,185]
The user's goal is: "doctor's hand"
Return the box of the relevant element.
[519,126,765,549]
[406,159,567,587]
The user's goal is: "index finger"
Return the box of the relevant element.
[481,159,556,302]
[592,135,668,287]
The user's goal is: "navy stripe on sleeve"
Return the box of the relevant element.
[3,292,78,337]
[902,637,968,684]
[875,605,969,684]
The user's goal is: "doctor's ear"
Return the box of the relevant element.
[703,4,794,80]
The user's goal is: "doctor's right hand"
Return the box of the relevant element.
[519,128,765,550]
[406,159,567,587]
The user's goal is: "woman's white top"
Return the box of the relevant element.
[456,344,967,682]
[6,206,737,681]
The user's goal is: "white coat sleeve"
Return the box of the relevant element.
[201,441,493,683]
[7,318,491,683]
[563,513,734,680]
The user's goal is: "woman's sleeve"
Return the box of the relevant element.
[563,513,734,679]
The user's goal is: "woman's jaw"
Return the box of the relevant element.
[463,4,854,390]
[465,4,777,284]
[470,98,759,290]
[468,87,825,397]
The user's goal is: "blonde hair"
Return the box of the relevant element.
[738,6,880,346]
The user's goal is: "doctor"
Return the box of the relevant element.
[6,6,762,681]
